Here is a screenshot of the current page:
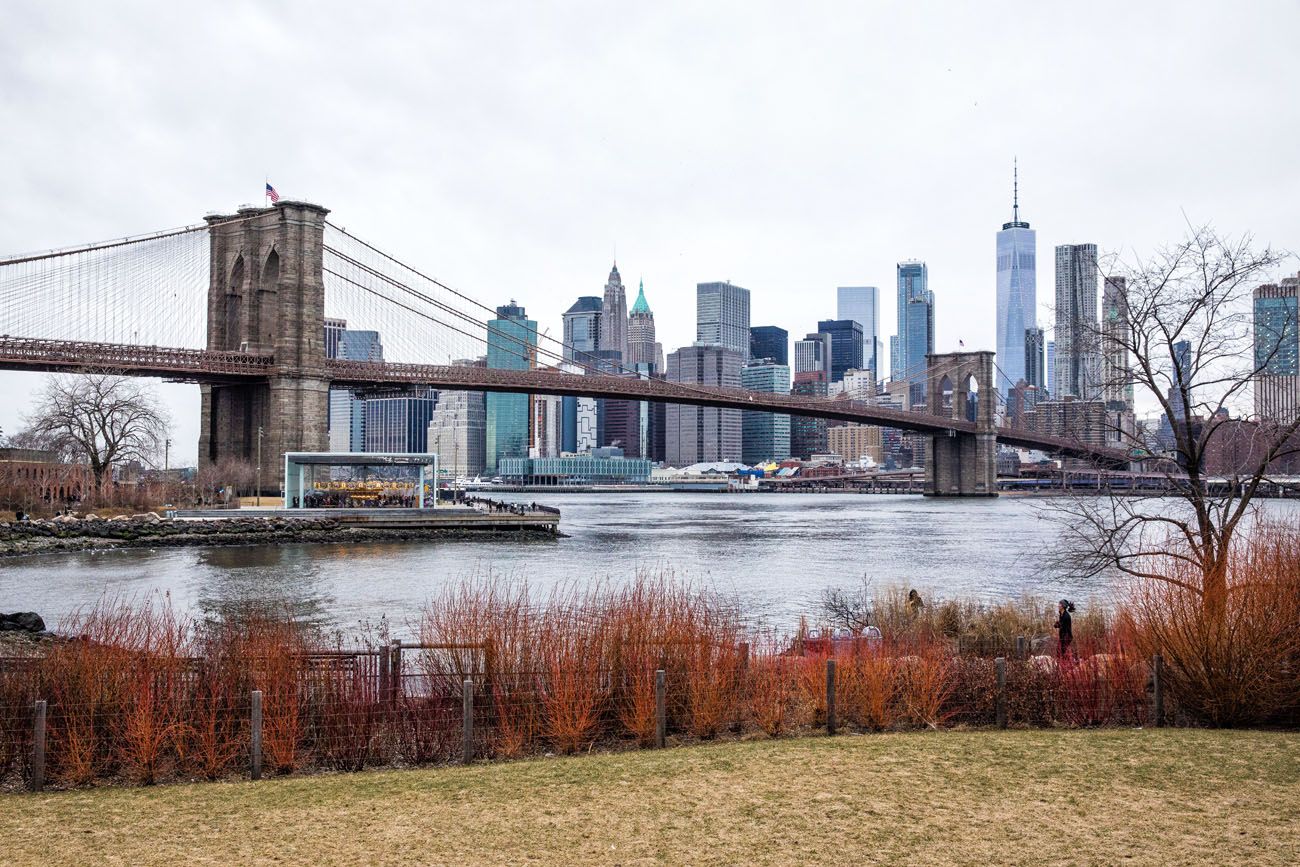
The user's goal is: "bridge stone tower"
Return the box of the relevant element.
[925,351,997,497]
[198,202,331,492]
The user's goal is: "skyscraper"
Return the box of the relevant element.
[599,264,627,360]
[1024,327,1046,392]
[1046,340,1056,397]
[790,379,829,459]
[665,345,743,465]
[485,301,537,472]
[325,324,383,452]
[626,280,661,370]
[902,293,935,407]
[749,325,788,366]
[816,319,865,383]
[740,361,791,464]
[837,286,880,378]
[894,261,927,375]
[1101,276,1134,411]
[427,369,486,479]
[562,296,602,364]
[562,296,603,452]
[1158,339,1194,451]
[894,261,932,403]
[365,388,437,452]
[1254,273,1300,423]
[794,332,831,381]
[1054,243,1101,399]
[696,281,751,356]
[996,163,1037,393]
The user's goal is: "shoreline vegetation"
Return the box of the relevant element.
[2,524,1295,794]
[0,513,560,557]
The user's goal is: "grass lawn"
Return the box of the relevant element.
[2,729,1297,865]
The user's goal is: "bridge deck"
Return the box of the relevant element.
[0,336,1126,464]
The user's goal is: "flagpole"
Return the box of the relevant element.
[264,175,268,207]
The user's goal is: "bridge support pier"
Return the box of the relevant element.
[926,431,997,497]
[199,378,330,494]
[923,351,998,498]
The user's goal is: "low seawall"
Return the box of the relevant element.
[0,508,559,557]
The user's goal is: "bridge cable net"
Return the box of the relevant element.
[0,223,216,350]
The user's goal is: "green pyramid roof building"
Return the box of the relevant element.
[630,279,651,315]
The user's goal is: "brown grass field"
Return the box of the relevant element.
[1,729,1296,866]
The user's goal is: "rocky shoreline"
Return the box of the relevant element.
[0,513,558,557]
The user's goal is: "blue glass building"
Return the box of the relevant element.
[815,319,864,383]
[486,301,537,472]
[996,165,1036,393]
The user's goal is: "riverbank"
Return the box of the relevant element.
[0,511,559,557]
[3,729,1295,865]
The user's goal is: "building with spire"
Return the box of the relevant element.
[996,160,1037,395]
[627,279,662,370]
[599,263,628,361]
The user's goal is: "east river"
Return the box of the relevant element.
[3,493,1298,635]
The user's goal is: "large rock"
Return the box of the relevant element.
[0,612,46,633]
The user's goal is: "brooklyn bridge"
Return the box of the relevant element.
[0,200,1127,496]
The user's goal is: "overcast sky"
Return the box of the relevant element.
[2,1,1297,465]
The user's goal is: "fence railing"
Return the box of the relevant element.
[1,645,1187,793]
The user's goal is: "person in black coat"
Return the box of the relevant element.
[1054,599,1075,659]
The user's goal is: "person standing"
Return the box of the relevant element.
[1054,599,1075,659]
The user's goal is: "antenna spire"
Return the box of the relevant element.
[1013,157,1020,223]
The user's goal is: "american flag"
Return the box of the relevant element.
[265,182,280,203]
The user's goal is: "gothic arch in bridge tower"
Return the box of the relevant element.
[257,247,280,348]
[224,255,244,351]
[964,374,979,423]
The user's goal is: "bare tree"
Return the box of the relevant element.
[22,373,171,489]
[1047,227,1297,616]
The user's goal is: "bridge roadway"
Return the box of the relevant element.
[0,336,1125,465]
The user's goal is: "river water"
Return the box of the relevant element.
[3,493,1296,635]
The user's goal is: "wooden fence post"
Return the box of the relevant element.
[462,679,474,764]
[31,699,46,793]
[391,639,403,703]
[995,657,1007,729]
[1152,653,1164,728]
[654,669,666,748]
[1015,636,1026,659]
[250,689,263,781]
[378,644,390,706]
[826,658,837,735]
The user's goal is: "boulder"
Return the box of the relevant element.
[1,612,46,633]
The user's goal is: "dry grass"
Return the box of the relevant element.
[1,729,1295,866]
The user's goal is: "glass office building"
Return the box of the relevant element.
[836,286,880,378]
[749,325,789,366]
[485,301,537,472]
[498,448,652,485]
[364,388,437,453]
[740,361,791,464]
[996,171,1036,394]
[1254,275,1300,422]
[696,281,751,356]
[816,318,864,383]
